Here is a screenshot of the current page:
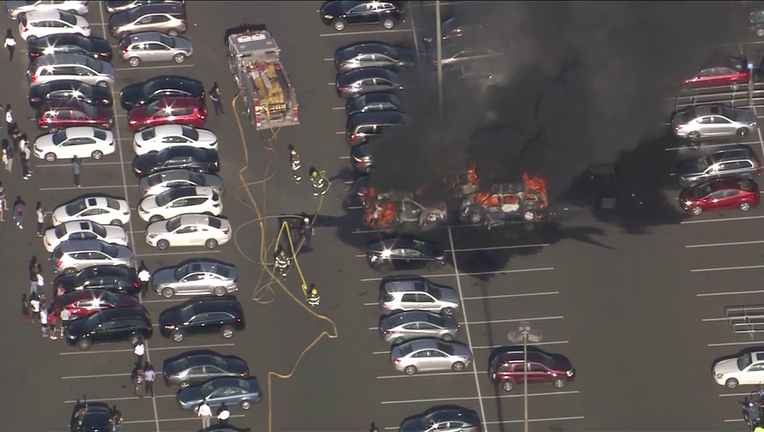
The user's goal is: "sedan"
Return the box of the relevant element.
[367,237,446,272]
[714,351,764,388]
[29,80,112,110]
[177,377,261,412]
[399,407,481,432]
[139,169,224,197]
[680,178,760,216]
[336,67,404,98]
[335,42,415,73]
[345,92,404,117]
[37,100,114,130]
[379,311,459,345]
[19,9,90,41]
[6,0,88,20]
[391,338,473,375]
[671,104,758,141]
[119,31,193,67]
[152,260,238,298]
[120,75,204,111]
[133,124,217,155]
[54,288,139,319]
[54,266,139,295]
[44,220,127,253]
[33,126,114,162]
[127,96,207,131]
[132,146,219,177]
[52,196,131,226]
[145,214,231,250]
[435,43,504,66]
[163,351,248,389]
[137,186,221,222]
[28,34,112,61]
[683,55,750,91]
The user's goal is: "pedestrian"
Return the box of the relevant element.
[12,196,24,229]
[134,338,145,366]
[216,402,230,425]
[209,82,223,115]
[11,129,21,152]
[29,255,39,295]
[29,293,40,324]
[60,306,71,338]
[21,137,31,180]
[300,217,313,252]
[747,398,760,429]
[144,362,155,397]
[370,423,380,432]
[39,301,49,337]
[273,247,291,279]
[198,400,212,429]
[111,405,123,432]
[0,181,6,221]
[36,269,45,297]
[137,262,150,298]
[4,30,15,62]
[72,156,81,187]
[35,202,44,236]
[4,104,12,129]
[3,139,12,172]
[288,145,301,182]
[48,305,58,339]
[130,364,144,397]
[56,283,65,298]
[21,293,30,322]
[307,283,320,307]
[309,167,328,197]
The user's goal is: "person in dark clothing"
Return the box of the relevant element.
[72,156,81,187]
[370,423,379,432]
[3,139,13,172]
[21,293,30,322]
[300,217,313,252]
[29,256,38,295]
[13,195,25,229]
[209,82,224,115]
[20,139,30,180]
[111,405,123,431]
[4,30,16,62]
[130,364,144,397]
[288,145,301,182]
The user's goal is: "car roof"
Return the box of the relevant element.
[384,310,434,324]
[127,31,170,43]
[33,53,92,67]
[129,3,185,14]
[177,214,221,226]
[62,289,112,302]
[182,297,242,314]
[97,306,147,320]
[383,278,425,293]
[711,146,756,160]
[28,9,67,19]
[149,96,201,107]
[152,124,187,135]
[78,265,134,278]
[349,111,406,126]
[403,338,441,350]
[342,67,398,80]
[63,126,98,138]
[58,239,108,252]
[40,99,89,111]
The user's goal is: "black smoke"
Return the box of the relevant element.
[368,1,737,200]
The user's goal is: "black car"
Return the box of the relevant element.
[64,306,152,350]
[119,75,204,111]
[29,80,113,110]
[197,426,251,432]
[336,67,404,98]
[54,266,140,295]
[105,0,185,14]
[400,407,481,432]
[132,146,219,177]
[163,351,249,388]
[69,402,118,432]
[367,237,446,271]
[351,141,375,174]
[335,42,415,73]
[319,0,404,32]
[159,296,245,342]
[28,34,113,62]
[346,92,404,117]
[423,16,494,43]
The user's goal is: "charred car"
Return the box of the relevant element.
[460,180,549,227]
[363,189,447,230]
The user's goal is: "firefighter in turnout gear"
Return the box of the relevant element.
[288,145,301,183]
[309,168,328,197]
[307,284,320,307]
[273,247,291,279]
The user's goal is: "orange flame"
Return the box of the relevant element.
[467,161,479,185]
[365,199,398,228]
[522,172,548,203]
[361,187,377,207]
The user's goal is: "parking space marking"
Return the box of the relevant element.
[360,267,554,282]
[686,240,764,248]
[697,289,764,297]
[319,29,411,37]
[340,156,351,159]
[665,141,759,151]
[115,64,195,72]
[65,395,174,404]
[691,264,764,273]
[725,418,745,423]
[446,243,550,253]
[39,184,138,191]
[681,215,764,225]
[377,371,472,379]
[59,342,234,356]
[371,341,569,355]
[135,250,221,257]
[485,416,586,425]
[123,415,245,425]
[332,106,344,110]
[62,372,130,380]
[335,131,345,134]
[466,316,564,325]
[702,317,729,322]
[348,206,362,210]
[462,291,559,301]
[37,161,129,168]
[708,341,764,347]
[380,390,580,405]
[323,57,333,61]
[719,392,752,397]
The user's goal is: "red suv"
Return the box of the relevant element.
[37,100,114,130]
[127,96,207,131]
[682,55,750,90]
[680,177,760,216]
[54,288,139,319]
[488,346,575,392]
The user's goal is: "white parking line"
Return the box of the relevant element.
[447,243,550,253]
[115,64,195,72]
[135,250,222,258]
[327,82,335,86]
[123,415,245,425]
[371,340,569,355]
[467,316,564,325]
[38,161,129,168]
[335,131,345,134]
[380,390,579,405]
[59,342,234,355]
[697,289,764,297]
[665,141,760,151]
[39,184,137,191]
[708,341,764,347]
[340,156,351,159]
[702,317,729,322]
[681,215,764,225]
[686,240,764,248]
[691,264,764,273]
[348,206,362,210]
[360,267,554,282]
[323,58,333,61]
[377,371,472,379]
[725,418,745,423]
[485,416,586,425]
[320,29,411,37]
[332,106,344,110]
[462,291,559,301]
[65,395,174,404]
[719,392,752,397]
[62,372,130,380]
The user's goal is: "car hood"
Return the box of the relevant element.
[196,129,217,145]
[128,104,149,122]
[105,225,128,243]
[176,385,204,406]
[34,133,57,150]
[152,268,178,287]
[99,60,116,79]
[54,274,78,291]
[320,1,343,16]
[75,14,89,29]
[550,354,573,371]
[675,160,703,176]
[113,245,134,261]
[52,205,71,223]
[117,295,141,308]
[138,195,161,213]
[121,83,148,107]
[714,358,741,376]
[132,152,159,172]
[66,316,90,336]
[735,109,758,123]
[398,48,417,64]
[158,305,183,327]
[145,219,170,236]
[174,37,193,52]
[438,288,459,304]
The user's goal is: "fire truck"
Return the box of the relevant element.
[225,24,299,130]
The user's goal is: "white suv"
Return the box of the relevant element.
[379,277,460,316]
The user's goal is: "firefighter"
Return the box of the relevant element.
[309,168,328,197]
[288,145,301,183]
[273,247,291,279]
[307,284,320,307]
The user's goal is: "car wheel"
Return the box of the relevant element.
[167,29,179,37]
[205,238,218,249]
[741,202,752,212]
[687,131,701,141]
[469,212,482,224]
[441,334,453,342]
[63,267,77,275]
[149,215,163,223]
[128,334,142,346]
[240,400,252,410]
[501,380,514,392]
[452,361,466,372]
[213,286,226,296]
[553,377,566,389]
[382,18,396,29]
[157,239,170,250]
[110,219,122,226]
[91,150,103,160]
[441,307,454,316]
[758,28,764,37]
[44,153,57,162]
[221,325,235,339]
[523,211,535,221]
[726,378,739,389]
[732,81,740,91]
[128,57,141,67]
[173,54,186,64]
[162,287,175,298]
[179,382,189,389]
[393,337,405,345]
[96,81,108,88]
[737,128,750,137]
[28,35,37,42]
[333,19,346,31]
[77,338,92,350]
[172,330,184,343]
[690,206,702,216]
[404,365,417,375]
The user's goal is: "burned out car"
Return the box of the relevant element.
[363,189,447,230]
[460,178,549,227]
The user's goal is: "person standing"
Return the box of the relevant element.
[130,364,144,397]
[216,403,230,425]
[307,284,320,307]
[72,156,81,187]
[36,268,45,297]
[111,406,123,432]
[273,248,291,279]
[4,139,13,172]
[288,145,301,183]
[13,195,25,229]
[35,202,44,236]
[4,30,15,62]
[48,305,57,339]
[20,139,31,180]
[370,423,380,432]
[209,82,223,116]
[300,217,314,252]
[0,181,6,221]
[29,293,40,324]
[29,256,39,295]
[198,400,212,429]
[4,104,12,129]
[137,262,150,299]
[134,339,145,366]
[309,168,328,197]
[21,293,30,322]
[39,302,48,337]
[143,363,155,397]
[59,306,71,338]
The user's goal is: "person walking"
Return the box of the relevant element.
[4,30,15,62]
[35,202,44,236]
[21,137,31,180]
[111,406,123,432]
[36,269,45,297]
[216,402,230,425]
[29,256,39,295]
[198,400,212,429]
[56,283,65,298]
[4,104,12,129]
[59,306,71,338]
[39,302,49,337]
[48,305,58,339]
[137,262,150,299]
[307,284,320,307]
[29,293,40,324]
[13,196,25,229]
[0,181,7,221]
[273,247,291,279]
[144,363,155,397]
[4,139,13,172]
[288,145,301,183]
[72,156,81,187]
[21,293,30,322]
[134,338,145,366]
[209,82,223,116]
[309,168,328,197]
[130,364,144,398]
[300,217,314,252]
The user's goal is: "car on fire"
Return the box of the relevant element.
[363,189,447,230]
[460,180,549,226]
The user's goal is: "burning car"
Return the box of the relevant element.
[363,189,447,230]
[460,173,549,227]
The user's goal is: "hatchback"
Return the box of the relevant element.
[345,92,404,117]
[680,178,760,215]
[109,3,187,39]
[379,311,459,345]
[29,80,112,110]
[127,96,207,131]
[28,54,116,88]
[145,214,232,250]
[368,237,447,272]
[346,111,407,144]
[43,220,127,253]
[319,0,404,32]
[132,146,219,177]
[53,265,140,295]
[683,55,749,91]
[54,288,140,319]
[106,0,185,14]
[488,346,575,392]
[133,124,217,155]
[120,75,204,110]
[52,196,131,226]
[378,276,458,315]
[139,169,224,196]
[152,260,238,298]
[675,145,761,187]
[34,126,114,161]
[19,9,90,41]
[28,34,112,61]
[336,67,404,98]
[163,351,248,389]
[37,100,114,130]
[7,0,88,20]
[159,296,245,342]
[119,31,193,67]
[334,42,415,73]
[671,104,758,141]
[177,377,261,412]
[137,186,222,222]
[64,306,152,350]
[391,338,473,375]
[51,239,135,274]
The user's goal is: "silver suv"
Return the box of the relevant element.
[109,4,187,39]
[379,276,459,316]
[119,31,193,67]
[28,54,116,88]
[50,239,135,275]
[379,311,459,345]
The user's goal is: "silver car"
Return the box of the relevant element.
[152,260,237,298]
[379,277,460,315]
[50,239,135,275]
[119,32,193,67]
[28,54,116,88]
[139,169,225,197]
[671,104,758,141]
[6,0,88,19]
[391,338,473,375]
[379,311,459,345]
[334,42,415,73]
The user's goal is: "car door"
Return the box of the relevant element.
[55,109,74,126]
[399,293,418,309]
[712,116,736,135]
[80,208,108,225]
[428,349,451,371]
[71,109,91,126]
[693,68,717,86]
[415,293,437,311]
[358,78,375,93]
[203,365,230,381]
[743,362,764,385]
[146,42,172,61]
[179,273,207,295]
[720,189,742,209]
[183,313,209,336]
[409,350,432,371]
[91,318,118,343]
[67,136,98,158]
[173,225,198,246]
[417,321,441,338]
[346,3,372,25]
[185,365,207,385]
[527,362,552,383]
[704,190,726,210]
[715,67,740,85]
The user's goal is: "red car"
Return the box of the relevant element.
[127,96,207,131]
[54,288,139,319]
[488,346,575,392]
[680,177,760,216]
[683,55,750,90]
[37,100,114,130]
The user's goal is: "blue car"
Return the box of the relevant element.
[177,377,261,412]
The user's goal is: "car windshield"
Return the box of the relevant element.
[188,172,205,185]
[165,216,181,232]
[159,33,176,48]
[696,156,712,170]
[424,283,441,300]
[208,217,221,229]
[722,108,738,121]
[436,342,454,355]
[74,269,95,286]
[100,290,120,304]
[141,128,156,141]
[739,353,753,370]
[213,265,230,278]
[80,103,97,118]
[180,125,199,141]
[52,130,68,145]
[156,188,189,206]
[58,11,76,25]
[694,183,713,198]
[146,172,164,187]
[65,200,87,216]
[740,179,757,192]
[84,57,103,73]
[101,243,118,258]
[398,344,414,357]
[54,224,68,238]
[145,100,164,116]
[179,304,196,322]
[425,313,444,326]
[91,223,106,238]
[680,109,696,124]
[106,198,120,210]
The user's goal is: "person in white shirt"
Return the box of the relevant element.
[4,30,16,62]
[134,340,145,366]
[217,403,230,425]
[137,262,150,298]
[59,307,71,338]
[143,363,155,397]
[198,400,212,429]
[39,304,48,337]
[4,104,12,129]
[29,295,41,324]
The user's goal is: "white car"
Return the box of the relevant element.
[145,214,232,250]
[137,186,221,223]
[43,220,128,253]
[6,0,89,20]
[19,9,90,42]
[713,351,764,388]
[139,169,225,197]
[133,124,218,156]
[52,197,131,226]
[34,127,114,162]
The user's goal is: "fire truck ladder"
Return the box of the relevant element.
[726,305,764,336]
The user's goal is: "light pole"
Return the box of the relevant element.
[508,321,543,432]
[435,0,443,117]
